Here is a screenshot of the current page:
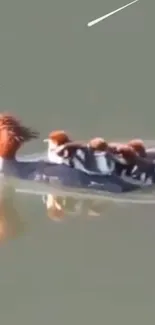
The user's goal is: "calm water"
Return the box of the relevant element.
[0,0,155,324]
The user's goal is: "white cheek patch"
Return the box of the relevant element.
[49,140,57,150]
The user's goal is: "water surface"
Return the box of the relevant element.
[0,0,155,324]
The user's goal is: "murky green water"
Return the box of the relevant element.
[0,0,155,324]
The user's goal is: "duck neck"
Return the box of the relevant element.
[47,147,52,161]
[48,148,64,164]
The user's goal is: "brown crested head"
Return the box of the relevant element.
[48,130,71,146]
[128,139,146,157]
[117,144,136,163]
[88,137,108,151]
[0,113,39,159]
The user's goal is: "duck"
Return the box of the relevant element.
[43,130,72,164]
[0,112,39,178]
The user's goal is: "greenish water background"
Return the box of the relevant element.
[0,0,155,324]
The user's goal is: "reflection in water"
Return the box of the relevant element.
[43,194,65,222]
[42,193,109,221]
[0,180,111,237]
[0,185,25,243]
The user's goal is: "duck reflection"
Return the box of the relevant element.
[0,185,25,242]
[43,194,65,222]
[42,193,108,221]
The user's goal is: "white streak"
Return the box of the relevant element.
[87,0,139,27]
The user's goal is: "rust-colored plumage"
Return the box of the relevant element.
[0,113,39,158]
[116,144,136,163]
[88,137,108,151]
[48,130,71,146]
[128,139,146,156]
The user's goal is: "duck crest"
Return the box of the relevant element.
[48,130,71,146]
[0,113,39,159]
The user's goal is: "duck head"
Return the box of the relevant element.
[44,130,71,161]
[88,137,108,151]
[128,139,146,157]
[0,113,39,173]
